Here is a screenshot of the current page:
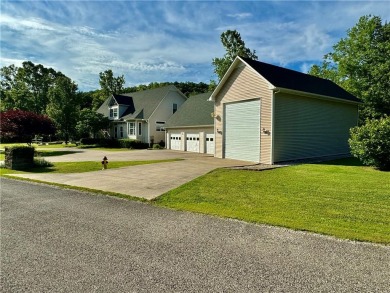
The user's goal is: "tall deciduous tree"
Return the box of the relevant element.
[75,109,109,138]
[309,15,390,120]
[212,30,258,81]
[0,109,56,143]
[0,61,64,114]
[94,69,125,110]
[99,69,125,96]
[47,76,80,143]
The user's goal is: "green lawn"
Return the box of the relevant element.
[0,143,141,152]
[154,158,390,244]
[0,143,77,149]
[0,159,181,174]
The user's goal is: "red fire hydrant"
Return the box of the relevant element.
[101,156,108,170]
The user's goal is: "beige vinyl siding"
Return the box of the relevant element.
[273,93,358,162]
[214,63,272,164]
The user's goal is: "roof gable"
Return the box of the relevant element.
[165,92,214,128]
[211,56,361,104]
[121,85,185,120]
[97,85,186,120]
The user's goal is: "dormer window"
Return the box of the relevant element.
[173,103,178,114]
[109,107,118,119]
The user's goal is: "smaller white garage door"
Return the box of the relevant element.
[186,134,199,152]
[170,134,181,150]
[206,134,214,154]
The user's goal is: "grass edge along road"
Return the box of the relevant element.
[153,158,390,245]
[2,154,389,245]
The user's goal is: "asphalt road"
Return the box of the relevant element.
[1,178,389,292]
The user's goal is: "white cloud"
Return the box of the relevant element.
[1,0,389,90]
[227,13,252,20]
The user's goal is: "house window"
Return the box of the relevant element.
[120,126,123,138]
[114,126,118,138]
[138,122,142,136]
[156,121,165,131]
[110,107,118,119]
[128,122,135,135]
[173,103,178,114]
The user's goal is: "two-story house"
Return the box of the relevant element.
[97,85,187,144]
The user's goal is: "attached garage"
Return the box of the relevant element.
[224,100,261,162]
[211,56,361,164]
[165,92,215,154]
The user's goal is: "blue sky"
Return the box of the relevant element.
[1,1,389,91]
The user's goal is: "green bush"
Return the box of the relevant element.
[98,139,120,148]
[118,139,148,149]
[80,138,100,145]
[349,116,390,171]
[34,157,54,168]
[152,143,164,149]
[79,138,148,149]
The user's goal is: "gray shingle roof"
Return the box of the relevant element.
[241,57,361,103]
[112,95,133,105]
[97,85,183,120]
[165,92,214,128]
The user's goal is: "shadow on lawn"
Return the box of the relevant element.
[315,157,364,167]
[35,150,81,157]
[25,166,57,173]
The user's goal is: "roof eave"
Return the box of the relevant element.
[272,87,363,105]
[209,56,244,101]
[209,56,275,101]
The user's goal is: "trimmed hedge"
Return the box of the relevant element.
[79,138,148,149]
[5,146,35,170]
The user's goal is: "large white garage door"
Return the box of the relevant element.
[186,134,199,152]
[224,100,261,162]
[170,134,181,150]
[206,134,215,154]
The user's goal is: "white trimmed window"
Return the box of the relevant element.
[156,121,165,131]
[128,122,135,135]
[138,122,142,136]
[109,107,118,119]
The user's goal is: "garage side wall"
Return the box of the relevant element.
[273,93,358,162]
[214,64,273,164]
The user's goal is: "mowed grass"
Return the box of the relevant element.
[154,158,390,244]
[0,159,181,174]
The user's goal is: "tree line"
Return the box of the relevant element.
[0,63,211,143]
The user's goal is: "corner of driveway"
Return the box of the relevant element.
[9,149,253,200]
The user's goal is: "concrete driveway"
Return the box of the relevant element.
[10,149,252,200]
